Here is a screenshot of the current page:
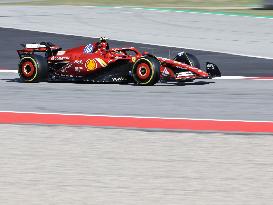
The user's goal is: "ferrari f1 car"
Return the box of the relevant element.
[17,38,221,85]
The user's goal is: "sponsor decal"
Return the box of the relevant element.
[25,44,46,49]
[207,63,215,70]
[53,56,70,61]
[85,59,97,71]
[57,51,66,56]
[177,52,184,57]
[112,77,126,82]
[131,57,136,63]
[84,44,94,54]
[177,71,194,78]
[162,68,170,76]
[74,60,83,64]
[75,67,83,72]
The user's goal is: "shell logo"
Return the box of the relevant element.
[85,59,97,71]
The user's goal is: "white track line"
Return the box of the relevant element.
[1,70,272,80]
[250,78,273,81]
[214,76,246,80]
[214,76,273,80]
[0,70,17,73]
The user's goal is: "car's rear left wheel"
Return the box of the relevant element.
[18,54,48,83]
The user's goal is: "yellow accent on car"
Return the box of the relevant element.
[85,59,97,71]
[132,57,136,63]
[95,58,108,67]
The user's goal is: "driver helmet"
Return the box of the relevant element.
[100,37,107,42]
[99,37,109,50]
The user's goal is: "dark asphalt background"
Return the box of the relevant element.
[1,27,273,77]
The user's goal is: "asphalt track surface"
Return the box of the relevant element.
[0,28,273,121]
[1,27,273,77]
[1,71,273,121]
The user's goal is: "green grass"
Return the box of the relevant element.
[3,0,273,17]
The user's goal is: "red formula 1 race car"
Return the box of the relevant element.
[17,37,221,85]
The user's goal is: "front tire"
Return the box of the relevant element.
[132,56,160,86]
[18,54,48,83]
[186,53,200,69]
[174,52,201,69]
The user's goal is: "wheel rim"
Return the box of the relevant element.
[21,61,35,77]
[136,63,151,80]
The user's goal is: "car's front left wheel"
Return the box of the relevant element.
[132,56,160,86]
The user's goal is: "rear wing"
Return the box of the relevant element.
[17,42,62,58]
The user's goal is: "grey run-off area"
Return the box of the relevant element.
[0,124,273,205]
[0,6,272,58]
[1,72,273,121]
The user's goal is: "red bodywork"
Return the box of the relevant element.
[17,40,217,83]
[48,46,143,78]
[157,57,209,81]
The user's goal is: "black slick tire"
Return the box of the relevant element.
[132,56,160,86]
[186,53,201,69]
[18,54,48,83]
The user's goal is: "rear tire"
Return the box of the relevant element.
[132,56,160,86]
[18,54,48,83]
